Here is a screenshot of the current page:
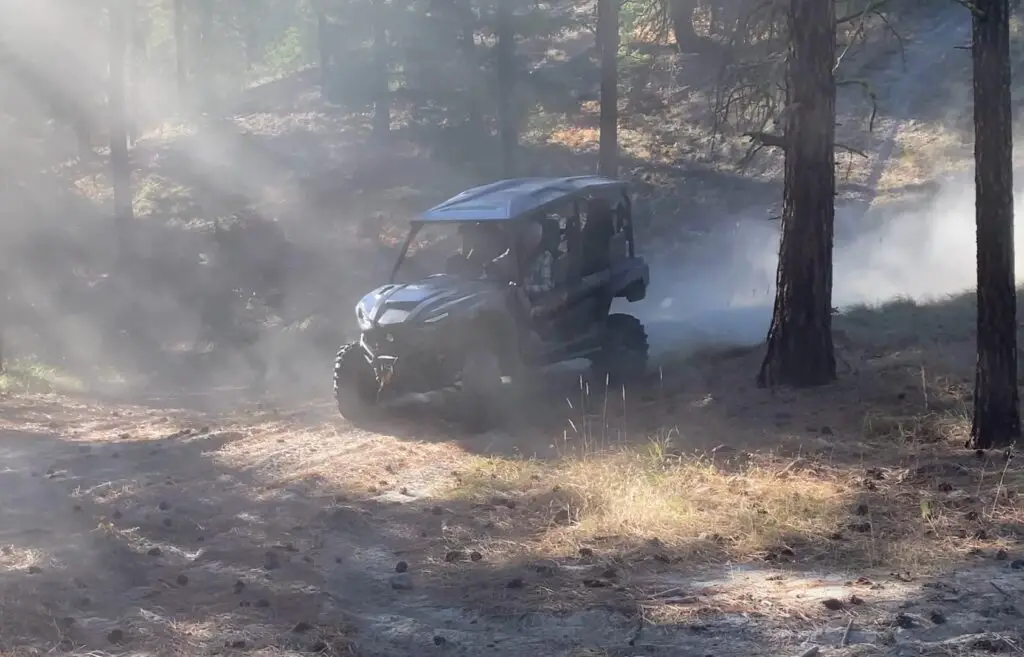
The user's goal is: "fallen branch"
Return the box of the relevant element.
[841,618,854,647]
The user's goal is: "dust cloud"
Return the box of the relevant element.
[632,170,1024,357]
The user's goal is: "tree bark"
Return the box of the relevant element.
[198,0,214,108]
[371,0,390,140]
[495,0,517,177]
[969,0,1020,450]
[669,0,699,52]
[597,0,619,178]
[756,0,837,388]
[316,4,331,87]
[173,0,186,102]
[110,0,134,254]
[128,0,143,145]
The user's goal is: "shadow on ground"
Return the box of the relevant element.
[2,285,1023,656]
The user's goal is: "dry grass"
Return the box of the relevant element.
[414,292,1024,587]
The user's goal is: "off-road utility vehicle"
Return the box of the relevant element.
[333,176,651,428]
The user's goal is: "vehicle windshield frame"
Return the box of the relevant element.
[388,219,520,284]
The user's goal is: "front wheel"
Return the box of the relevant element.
[589,313,649,388]
[333,342,380,423]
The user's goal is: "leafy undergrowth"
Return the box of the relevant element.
[0,359,83,394]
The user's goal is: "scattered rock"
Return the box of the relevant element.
[390,573,414,590]
[894,613,916,629]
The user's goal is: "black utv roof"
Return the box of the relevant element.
[418,176,625,222]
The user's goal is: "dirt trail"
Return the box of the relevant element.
[2,391,1023,657]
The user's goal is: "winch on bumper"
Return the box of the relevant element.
[358,324,463,395]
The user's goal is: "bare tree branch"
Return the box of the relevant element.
[741,130,868,157]
[836,0,889,25]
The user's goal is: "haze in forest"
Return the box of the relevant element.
[0,0,1015,387]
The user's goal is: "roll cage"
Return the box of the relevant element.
[388,177,635,286]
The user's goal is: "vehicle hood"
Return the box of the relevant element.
[357,275,497,326]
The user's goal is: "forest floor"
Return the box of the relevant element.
[3,3,1024,657]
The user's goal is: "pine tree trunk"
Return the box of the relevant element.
[669,0,699,52]
[371,0,390,140]
[198,0,214,108]
[597,0,619,178]
[756,0,837,388]
[317,6,331,87]
[128,0,143,145]
[969,0,1020,450]
[495,0,517,177]
[110,0,133,253]
[173,0,186,102]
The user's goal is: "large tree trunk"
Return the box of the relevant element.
[969,0,1020,450]
[597,0,618,178]
[669,0,699,52]
[198,0,214,108]
[495,0,517,177]
[173,0,186,102]
[756,0,836,388]
[128,0,143,145]
[371,0,390,140]
[110,0,133,253]
[316,5,331,87]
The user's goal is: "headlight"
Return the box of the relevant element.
[355,303,373,331]
[378,308,410,325]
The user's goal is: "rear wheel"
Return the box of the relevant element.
[333,342,380,423]
[589,313,649,387]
